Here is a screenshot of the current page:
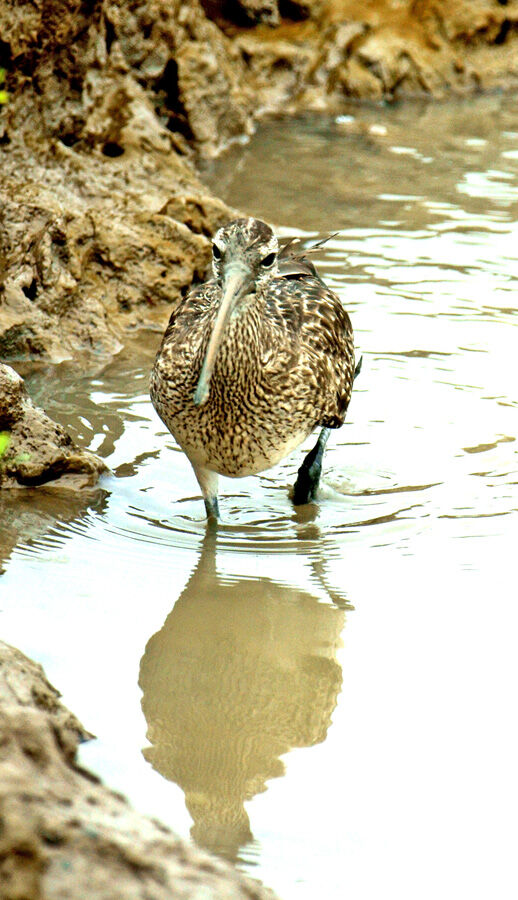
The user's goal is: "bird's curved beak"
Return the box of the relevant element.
[194,264,250,406]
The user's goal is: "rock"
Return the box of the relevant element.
[234,0,518,110]
[0,642,92,753]
[0,0,240,363]
[0,364,107,488]
[0,641,278,900]
[159,193,236,237]
[233,0,281,27]
[0,147,223,362]
[203,0,323,28]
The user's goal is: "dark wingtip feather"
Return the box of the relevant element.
[354,355,363,381]
[277,258,319,278]
[277,232,341,280]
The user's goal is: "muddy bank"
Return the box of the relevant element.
[0,640,278,900]
[225,0,518,108]
[1,0,518,363]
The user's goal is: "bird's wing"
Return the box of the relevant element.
[266,275,356,428]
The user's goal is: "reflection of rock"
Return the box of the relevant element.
[0,364,107,490]
[139,534,345,861]
[0,485,107,573]
[0,641,279,900]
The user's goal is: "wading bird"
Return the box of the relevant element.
[150,217,358,520]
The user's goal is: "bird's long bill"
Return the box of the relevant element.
[193,266,249,406]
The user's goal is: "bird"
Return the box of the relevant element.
[150,216,359,521]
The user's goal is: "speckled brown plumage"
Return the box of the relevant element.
[150,217,356,518]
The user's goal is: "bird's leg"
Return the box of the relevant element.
[293,427,331,506]
[190,461,220,521]
[204,495,220,522]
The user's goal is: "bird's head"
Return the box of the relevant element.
[194,218,279,406]
[210,217,279,288]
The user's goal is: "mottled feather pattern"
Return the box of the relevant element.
[150,219,355,480]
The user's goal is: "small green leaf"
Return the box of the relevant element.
[0,68,5,85]
[0,90,8,105]
[0,432,10,457]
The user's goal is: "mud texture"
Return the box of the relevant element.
[0,363,107,488]
[0,641,278,900]
[1,1,518,363]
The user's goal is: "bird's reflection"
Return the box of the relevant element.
[139,531,349,862]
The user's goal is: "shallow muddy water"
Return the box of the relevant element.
[1,93,518,900]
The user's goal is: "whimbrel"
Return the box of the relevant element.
[150,217,358,520]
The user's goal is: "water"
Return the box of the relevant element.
[1,93,518,900]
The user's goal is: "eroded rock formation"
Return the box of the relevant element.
[0,363,107,488]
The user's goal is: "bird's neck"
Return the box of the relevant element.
[204,291,265,379]
[229,289,265,341]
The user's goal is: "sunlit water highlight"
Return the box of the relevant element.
[1,93,518,900]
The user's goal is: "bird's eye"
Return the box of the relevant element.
[261,252,276,268]
[212,244,222,260]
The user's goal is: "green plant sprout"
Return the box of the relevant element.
[0,432,10,456]
[0,68,8,105]
[0,433,31,468]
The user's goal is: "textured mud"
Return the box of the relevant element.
[0,641,278,900]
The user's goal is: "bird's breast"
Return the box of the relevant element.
[150,293,342,476]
